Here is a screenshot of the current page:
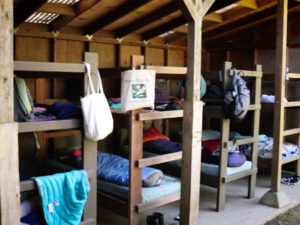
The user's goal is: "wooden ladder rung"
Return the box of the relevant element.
[225,137,257,148]
[284,101,300,108]
[136,152,182,168]
[138,110,184,121]
[283,128,300,136]
[44,130,81,139]
[136,192,180,212]
[288,73,300,79]
[282,155,300,165]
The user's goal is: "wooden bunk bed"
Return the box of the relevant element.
[15,52,98,225]
[99,55,262,213]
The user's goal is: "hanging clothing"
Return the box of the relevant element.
[33,170,90,225]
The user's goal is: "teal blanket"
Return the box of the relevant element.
[33,170,90,225]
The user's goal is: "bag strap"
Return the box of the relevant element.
[83,62,97,94]
[83,62,104,94]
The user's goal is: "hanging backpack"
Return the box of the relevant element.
[14,77,34,122]
[223,69,250,121]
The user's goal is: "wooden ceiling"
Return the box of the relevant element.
[13,0,300,45]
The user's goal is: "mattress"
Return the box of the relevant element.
[141,150,252,177]
[98,175,181,203]
[47,159,181,204]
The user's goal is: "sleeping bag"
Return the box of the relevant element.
[97,152,165,187]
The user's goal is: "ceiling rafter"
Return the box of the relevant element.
[204,12,223,23]
[38,2,76,16]
[207,0,238,14]
[85,0,150,35]
[51,0,102,31]
[203,1,277,33]
[237,0,258,9]
[164,32,187,44]
[14,0,48,27]
[142,16,187,40]
[204,1,300,42]
[114,2,180,38]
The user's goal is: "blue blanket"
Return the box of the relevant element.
[97,152,165,187]
[143,139,182,154]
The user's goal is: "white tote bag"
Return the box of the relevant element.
[121,69,156,112]
[81,62,113,141]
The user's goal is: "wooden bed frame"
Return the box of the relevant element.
[15,52,98,225]
[97,55,263,223]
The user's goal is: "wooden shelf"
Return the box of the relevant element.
[14,61,85,78]
[18,119,81,133]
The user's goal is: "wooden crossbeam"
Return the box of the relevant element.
[207,0,238,14]
[85,0,149,35]
[204,12,223,23]
[202,0,216,16]
[114,1,179,38]
[38,2,75,16]
[176,0,196,21]
[237,0,258,9]
[142,16,187,40]
[204,2,300,42]
[51,0,102,31]
[164,32,187,43]
[14,0,48,27]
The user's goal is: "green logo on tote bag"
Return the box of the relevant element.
[132,84,147,99]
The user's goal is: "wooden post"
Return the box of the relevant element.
[179,0,204,224]
[217,118,230,211]
[248,64,262,199]
[0,0,20,223]
[82,52,98,224]
[271,0,288,193]
[260,0,289,208]
[128,109,143,225]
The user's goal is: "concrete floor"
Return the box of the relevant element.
[98,172,300,225]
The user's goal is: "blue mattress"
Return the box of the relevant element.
[98,175,181,203]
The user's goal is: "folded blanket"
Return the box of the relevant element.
[258,136,299,159]
[143,139,182,154]
[48,102,81,119]
[97,152,165,187]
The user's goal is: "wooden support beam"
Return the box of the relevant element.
[202,0,216,16]
[177,0,196,21]
[85,0,149,35]
[271,0,288,193]
[237,0,258,9]
[38,2,76,16]
[114,2,180,38]
[179,0,202,224]
[142,16,187,41]
[14,0,48,27]
[0,2,20,223]
[82,52,98,224]
[51,0,102,31]
[204,12,223,23]
[129,109,143,225]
